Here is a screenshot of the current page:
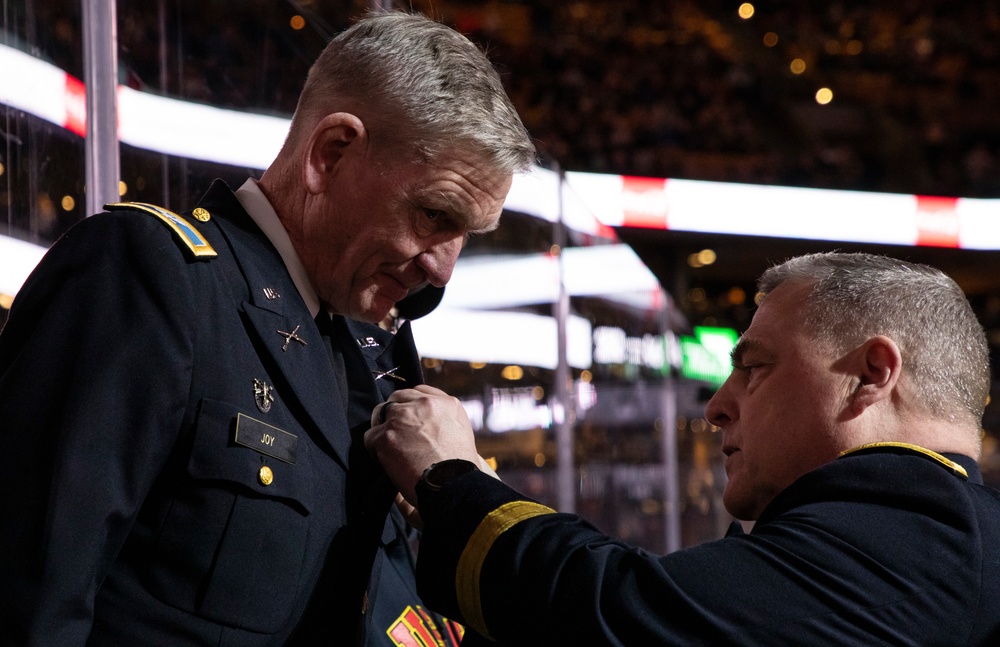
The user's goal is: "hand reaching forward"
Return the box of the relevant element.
[365,385,497,506]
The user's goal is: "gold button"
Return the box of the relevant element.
[192,207,211,222]
[361,590,368,615]
[258,465,273,486]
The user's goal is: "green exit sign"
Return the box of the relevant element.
[679,326,738,386]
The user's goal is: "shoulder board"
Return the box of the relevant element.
[104,201,217,258]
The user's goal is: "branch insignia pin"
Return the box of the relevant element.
[277,325,307,351]
[372,366,406,383]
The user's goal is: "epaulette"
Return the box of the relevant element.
[104,201,217,258]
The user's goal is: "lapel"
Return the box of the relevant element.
[196,182,352,469]
[341,319,425,413]
[241,303,352,468]
[337,317,426,539]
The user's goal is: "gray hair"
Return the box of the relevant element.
[292,11,535,174]
[759,252,990,427]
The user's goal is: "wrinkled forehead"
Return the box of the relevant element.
[411,153,512,226]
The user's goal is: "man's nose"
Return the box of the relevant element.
[417,237,464,287]
[705,377,736,428]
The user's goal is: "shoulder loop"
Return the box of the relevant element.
[105,201,217,258]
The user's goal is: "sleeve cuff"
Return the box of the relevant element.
[415,471,555,639]
[455,500,555,638]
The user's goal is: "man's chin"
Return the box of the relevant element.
[346,295,396,324]
[722,486,753,522]
[348,307,393,324]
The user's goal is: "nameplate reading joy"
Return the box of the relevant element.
[234,413,298,464]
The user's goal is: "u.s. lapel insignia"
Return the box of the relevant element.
[276,325,307,351]
[263,287,281,300]
[372,366,406,383]
[357,336,380,349]
[253,378,275,413]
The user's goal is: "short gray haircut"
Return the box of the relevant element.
[759,252,990,427]
[292,11,535,174]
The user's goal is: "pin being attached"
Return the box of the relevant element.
[372,366,406,382]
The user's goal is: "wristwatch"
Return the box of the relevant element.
[421,459,479,492]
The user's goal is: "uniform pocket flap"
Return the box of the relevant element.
[189,398,312,514]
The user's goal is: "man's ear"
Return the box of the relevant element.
[850,335,903,416]
[302,112,367,195]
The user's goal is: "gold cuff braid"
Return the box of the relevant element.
[455,500,556,639]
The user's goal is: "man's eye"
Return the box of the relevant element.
[424,209,445,220]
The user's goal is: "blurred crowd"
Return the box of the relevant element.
[456,0,1000,198]
[16,0,1000,198]
[734,0,1000,197]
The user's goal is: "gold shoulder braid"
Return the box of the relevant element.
[839,441,968,479]
[105,202,217,258]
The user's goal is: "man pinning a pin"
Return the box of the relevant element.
[366,252,1000,645]
[0,11,534,646]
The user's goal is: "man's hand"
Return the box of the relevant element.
[394,493,423,531]
[365,385,495,505]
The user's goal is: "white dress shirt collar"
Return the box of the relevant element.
[234,178,321,319]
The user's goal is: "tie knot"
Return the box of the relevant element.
[315,311,334,337]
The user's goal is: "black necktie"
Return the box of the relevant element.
[314,311,349,410]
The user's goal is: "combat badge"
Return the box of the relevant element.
[253,378,275,413]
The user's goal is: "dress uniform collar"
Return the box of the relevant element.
[838,441,971,480]
[235,177,321,319]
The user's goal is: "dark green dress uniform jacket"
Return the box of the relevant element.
[0,180,420,645]
[415,446,1000,645]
